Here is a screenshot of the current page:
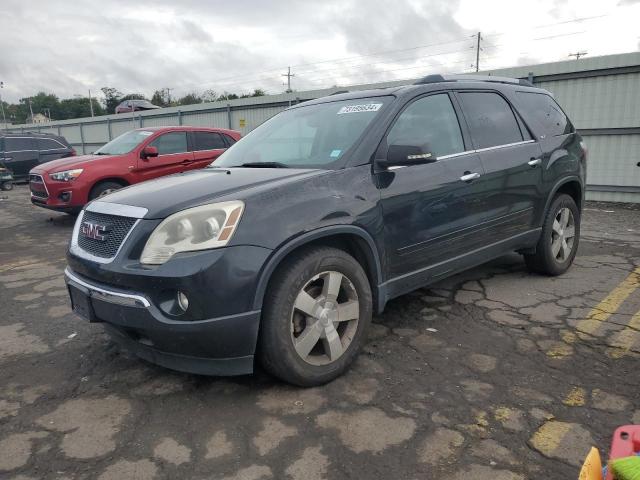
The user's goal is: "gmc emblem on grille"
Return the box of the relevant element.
[81,222,109,241]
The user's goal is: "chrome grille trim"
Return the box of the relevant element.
[86,201,148,219]
[70,210,140,264]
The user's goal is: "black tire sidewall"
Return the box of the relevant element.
[260,248,372,386]
[539,194,580,275]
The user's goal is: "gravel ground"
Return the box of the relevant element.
[1,185,639,479]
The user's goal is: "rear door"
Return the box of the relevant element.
[3,137,38,179]
[137,131,194,182]
[36,137,69,165]
[191,131,227,169]
[378,92,489,285]
[456,90,544,240]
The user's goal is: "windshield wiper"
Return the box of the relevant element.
[94,152,109,155]
[237,162,290,168]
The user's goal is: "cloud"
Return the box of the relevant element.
[0,0,637,104]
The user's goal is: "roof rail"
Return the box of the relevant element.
[413,74,534,87]
[329,90,350,95]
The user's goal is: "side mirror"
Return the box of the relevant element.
[141,146,159,159]
[377,143,437,169]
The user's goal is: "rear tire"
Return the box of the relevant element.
[259,247,372,387]
[0,181,13,191]
[525,193,580,276]
[89,181,124,200]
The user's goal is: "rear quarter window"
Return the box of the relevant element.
[515,91,574,137]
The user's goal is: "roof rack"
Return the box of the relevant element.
[329,90,350,95]
[413,74,534,87]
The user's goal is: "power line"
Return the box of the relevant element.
[569,51,588,60]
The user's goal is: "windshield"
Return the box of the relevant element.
[94,130,154,155]
[214,96,391,169]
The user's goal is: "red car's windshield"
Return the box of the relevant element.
[94,130,154,155]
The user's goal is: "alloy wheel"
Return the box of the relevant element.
[551,207,576,263]
[290,270,360,366]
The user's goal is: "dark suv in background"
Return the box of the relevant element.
[64,74,586,386]
[0,132,75,181]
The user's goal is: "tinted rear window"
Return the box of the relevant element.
[516,92,573,136]
[193,132,226,150]
[459,92,523,149]
[37,138,66,150]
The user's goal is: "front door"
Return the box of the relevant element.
[455,90,544,239]
[378,93,489,289]
[137,131,194,181]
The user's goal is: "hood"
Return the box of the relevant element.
[96,167,325,219]
[31,154,121,174]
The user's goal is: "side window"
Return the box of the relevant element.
[37,138,64,150]
[387,94,464,157]
[515,92,573,136]
[458,92,523,149]
[224,135,237,146]
[193,132,226,151]
[5,138,36,152]
[149,132,188,155]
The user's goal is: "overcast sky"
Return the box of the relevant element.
[0,0,638,103]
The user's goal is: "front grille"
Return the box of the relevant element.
[77,211,137,259]
[29,174,48,199]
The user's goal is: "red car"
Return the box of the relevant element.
[29,126,240,213]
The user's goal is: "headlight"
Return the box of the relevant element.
[140,200,244,265]
[50,169,83,181]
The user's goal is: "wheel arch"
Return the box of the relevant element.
[252,226,385,314]
[544,176,584,215]
[89,177,130,199]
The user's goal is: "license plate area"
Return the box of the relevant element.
[68,284,100,322]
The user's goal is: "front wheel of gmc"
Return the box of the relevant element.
[259,247,372,387]
[525,193,580,276]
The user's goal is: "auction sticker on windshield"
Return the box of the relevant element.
[337,103,382,114]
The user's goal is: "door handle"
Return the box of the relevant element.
[180,159,193,165]
[460,172,481,182]
[528,158,542,167]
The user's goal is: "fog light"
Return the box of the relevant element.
[177,291,189,312]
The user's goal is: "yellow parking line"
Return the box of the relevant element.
[609,309,640,358]
[575,267,640,337]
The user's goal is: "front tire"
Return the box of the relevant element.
[525,193,580,275]
[89,181,123,200]
[259,247,372,387]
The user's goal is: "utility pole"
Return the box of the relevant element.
[0,81,6,129]
[28,98,34,123]
[569,51,588,60]
[88,89,94,117]
[164,87,173,105]
[282,67,295,93]
[475,32,482,72]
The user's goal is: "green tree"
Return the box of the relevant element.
[151,89,169,107]
[177,92,202,106]
[101,87,123,113]
[217,92,239,101]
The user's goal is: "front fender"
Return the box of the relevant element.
[251,225,385,313]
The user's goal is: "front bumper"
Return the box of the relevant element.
[64,267,261,375]
[29,173,87,212]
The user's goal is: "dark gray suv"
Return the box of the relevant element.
[64,75,586,386]
[0,132,75,181]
